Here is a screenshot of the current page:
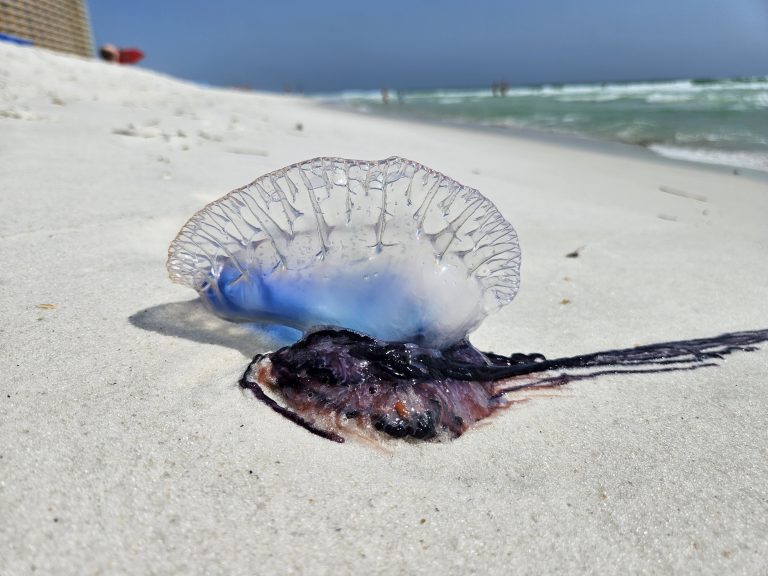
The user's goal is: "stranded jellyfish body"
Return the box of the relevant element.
[168,156,768,443]
[168,156,520,347]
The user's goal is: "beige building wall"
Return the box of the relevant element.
[0,0,93,57]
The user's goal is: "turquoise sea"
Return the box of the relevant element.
[320,78,768,173]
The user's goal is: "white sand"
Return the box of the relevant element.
[2,43,767,575]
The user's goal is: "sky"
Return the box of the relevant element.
[89,0,768,92]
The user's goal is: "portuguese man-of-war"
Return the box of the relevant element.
[167,156,768,443]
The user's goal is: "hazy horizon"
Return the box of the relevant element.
[89,0,768,92]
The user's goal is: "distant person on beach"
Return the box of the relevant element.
[381,88,389,105]
[492,81,509,96]
[99,44,145,65]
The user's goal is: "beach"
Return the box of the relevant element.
[2,43,768,575]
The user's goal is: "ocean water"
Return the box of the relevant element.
[319,78,768,172]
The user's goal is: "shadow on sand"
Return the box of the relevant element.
[129,299,300,357]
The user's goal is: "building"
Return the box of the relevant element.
[0,0,93,57]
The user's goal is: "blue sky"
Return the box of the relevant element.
[89,0,768,92]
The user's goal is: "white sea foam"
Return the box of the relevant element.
[649,145,768,173]
[644,93,693,103]
[320,78,768,106]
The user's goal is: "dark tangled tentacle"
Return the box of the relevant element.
[238,328,768,442]
[487,328,768,395]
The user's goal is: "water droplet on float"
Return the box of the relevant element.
[333,171,348,186]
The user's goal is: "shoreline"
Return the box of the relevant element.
[318,99,768,178]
